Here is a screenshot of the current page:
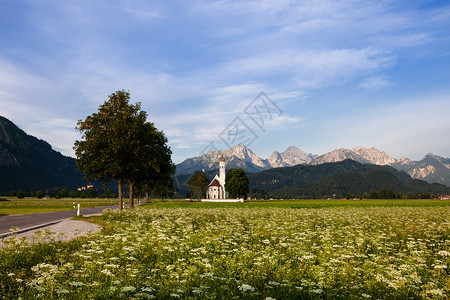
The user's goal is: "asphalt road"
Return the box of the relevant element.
[0,205,118,237]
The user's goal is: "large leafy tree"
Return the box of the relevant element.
[225,168,249,199]
[74,90,157,209]
[131,121,175,204]
[187,171,209,200]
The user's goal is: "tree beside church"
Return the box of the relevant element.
[225,168,249,199]
[188,170,209,200]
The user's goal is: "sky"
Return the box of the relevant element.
[0,0,449,164]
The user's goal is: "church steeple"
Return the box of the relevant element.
[219,156,226,186]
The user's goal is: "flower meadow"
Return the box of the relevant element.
[1,206,449,299]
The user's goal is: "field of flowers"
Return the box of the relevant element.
[1,205,449,299]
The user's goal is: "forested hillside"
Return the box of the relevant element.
[248,160,450,198]
[0,116,88,193]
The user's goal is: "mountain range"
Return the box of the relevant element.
[1,114,449,196]
[176,144,450,187]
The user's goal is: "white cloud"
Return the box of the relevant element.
[219,48,395,88]
[359,76,393,89]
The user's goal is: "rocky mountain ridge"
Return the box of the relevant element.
[176,144,450,186]
[176,144,318,175]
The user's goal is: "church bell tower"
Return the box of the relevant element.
[219,156,226,186]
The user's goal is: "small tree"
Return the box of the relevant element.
[188,171,209,200]
[16,190,25,199]
[69,190,79,198]
[59,189,68,198]
[152,177,175,201]
[86,187,98,198]
[36,190,44,199]
[225,168,249,199]
[101,188,116,199]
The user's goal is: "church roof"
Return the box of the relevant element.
[209,178,221,187]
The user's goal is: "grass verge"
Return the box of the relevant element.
[0,198,117,215]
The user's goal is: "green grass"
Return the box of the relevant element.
[145,198,450,209]
[1,198,448,215]
[0,197,118,215]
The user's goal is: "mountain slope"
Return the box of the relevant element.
[393,153,450,186]
[248,159,412,193]
[309,148,372,165]
[248,159,450,198]
[0,116,88,192]
[268,146,316,167]
[176,144,271,175]
[309,147,450,186]
[351,146,397,165]
[273,170,450,198]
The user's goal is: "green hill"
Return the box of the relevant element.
[248,159,450,198]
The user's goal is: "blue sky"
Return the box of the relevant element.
[0,0,449,163]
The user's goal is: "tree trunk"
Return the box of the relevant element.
[118,179,123,210]
[129,180,134,208]
[145,184,150,203]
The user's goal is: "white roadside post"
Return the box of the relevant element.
[77,203,80,216]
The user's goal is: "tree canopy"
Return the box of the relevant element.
[225,168,249,199]
[187,171,209,200]
[74,90,174,209]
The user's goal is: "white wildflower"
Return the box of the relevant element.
[121,286,136,292]
[427,289,445,297]
[239,284,255,292]
[56,288,70,294]
[101,269,112,276]
[313,288,323,294]
[69,281,85,287]
[434,265,447,269]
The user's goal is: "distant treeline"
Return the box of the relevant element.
[4,187,116,199]
[4,184,179,200]
[248,187,437,200]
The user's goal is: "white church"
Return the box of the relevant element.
[202,156,244,202]
[206,156,228,200]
